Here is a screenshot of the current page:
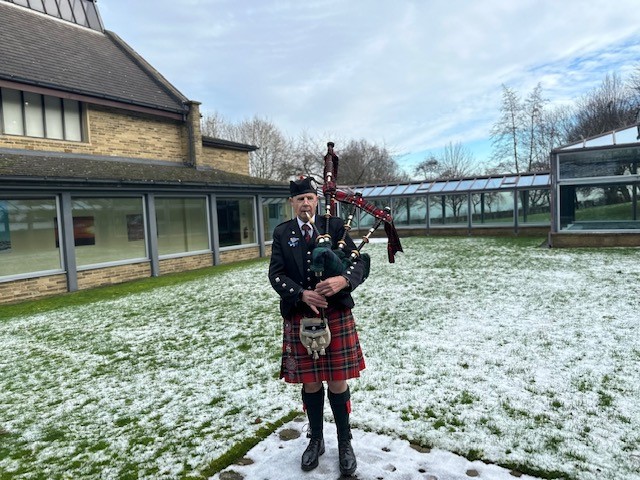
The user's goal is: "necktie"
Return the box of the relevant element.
[302,224,312,244]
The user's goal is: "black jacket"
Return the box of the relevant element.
[268,216,366,318]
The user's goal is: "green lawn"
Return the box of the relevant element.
[1,237,639,480]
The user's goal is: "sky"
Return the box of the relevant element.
[97,1,640,174]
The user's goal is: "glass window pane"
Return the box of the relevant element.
[501,176,518,187]
[156,197,209,256]
[559,148,640,179]
[23,91,44,137]
[217,198,256,247]
[43,0,61,16]
[470,178,489,190]
[12,0,30,7]
[559,184,639,230]
[403,184,422,195]
[518,189,550,225]
[357,198,388,228]
[44,95,64,139]
[1,88,25,135]
[440,180,460,192]
[429,194,468,226]
[485,178,503,190]
[517,176,534,187]
[63,99,82,141]
[71,0,88,26]
[532,174,550,186]
[72,197,147,267]
[263,197,290,242]
[83,0,101,29]
[470,191,514,225]
[0,198,62,277]
[58,0,74,22]
[456,179,475,191]
[29,0,45,12]
[368,186,386,197]
[429,182,446,193]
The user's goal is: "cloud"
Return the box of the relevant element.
[100,0,640,168]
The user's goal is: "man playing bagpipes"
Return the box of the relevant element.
[268,143,402,476]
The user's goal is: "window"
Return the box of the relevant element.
[156,197,209,256]
[430,194,468,226]
[357,198,389,229]
[1,88,83,141]
[559,183,639,230]
[6,0,103,30]
[517,189,550,225]
[558,148,640,179]
[470,192,514,225]
[72,197,147,267]
[0,198,62,278]
[217,198,256,247]
[262,198,291,242]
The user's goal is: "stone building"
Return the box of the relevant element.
[0,0,290,304]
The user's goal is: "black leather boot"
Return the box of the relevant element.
[301,386,325,471]
[329,387,357,476]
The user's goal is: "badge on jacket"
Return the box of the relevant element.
[288,236,300,247]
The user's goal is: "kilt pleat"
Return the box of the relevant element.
[280,306,365,384]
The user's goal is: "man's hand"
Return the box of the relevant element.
[301,290,328,315]
[315,276,349,298]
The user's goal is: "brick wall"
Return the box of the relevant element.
[219,246,261,264]
[159,253,213,275]
[88,106,188,161]
[549,232,640,248]
[77,262,151,290]
[0,274,68,305]
[200,146,250,175]
[0,105,189,162]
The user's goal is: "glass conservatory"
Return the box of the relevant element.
[344,172,550,234]
[550,124,640,239]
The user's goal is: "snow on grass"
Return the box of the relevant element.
[1,237,639,479]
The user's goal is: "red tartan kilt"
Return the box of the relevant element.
[280,306,366,384]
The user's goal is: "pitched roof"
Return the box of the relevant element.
[0,150,287,192]
[0,1,188,114]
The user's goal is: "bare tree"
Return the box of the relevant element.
[567,72,637,142]
[413,155,440,180]
[522,83,547,172]
[491,85,523,173]
[201,110,233,139]
[235,116,294,180]
[336,139,406,184]
[201,112,294,180]
[437,141,477,179]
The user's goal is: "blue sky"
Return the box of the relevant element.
[98,0,640,176]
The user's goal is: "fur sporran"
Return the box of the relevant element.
[299,317,331,360]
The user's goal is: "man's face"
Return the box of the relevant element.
[290,193,318,222]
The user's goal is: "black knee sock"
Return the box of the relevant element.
[302,386,324,439]
[328,387,352,440]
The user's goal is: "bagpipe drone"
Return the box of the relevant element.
[299,142,404,359]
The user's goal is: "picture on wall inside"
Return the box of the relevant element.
[0,200,10,252]
[74,216,96,246]
[126,214,144,241]
[54,216,96,247]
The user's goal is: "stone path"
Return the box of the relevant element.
[209,417,543,480]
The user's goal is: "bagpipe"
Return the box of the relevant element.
[299,142,403,359]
